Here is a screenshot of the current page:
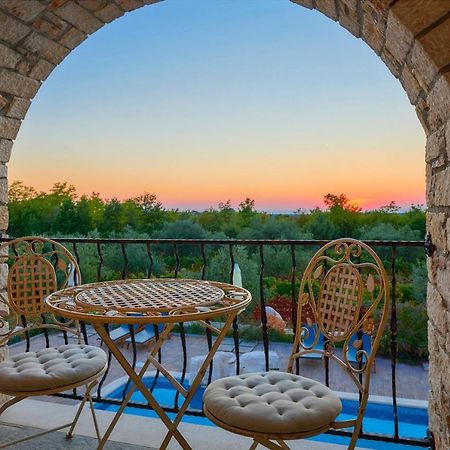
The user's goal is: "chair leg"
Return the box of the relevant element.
[249,439,259,450]
[255,438,290,450]
[275,440,291,449]
[66,380,99,439]
[0,396,24,416]
[348,420,362,450]
[88,388,102,442]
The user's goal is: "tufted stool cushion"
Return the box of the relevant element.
[0,344,107,393]
[203,372,342,435]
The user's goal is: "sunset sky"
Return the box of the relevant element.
[10,0,425,212]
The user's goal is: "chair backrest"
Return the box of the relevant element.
[0,236,82,345]
[288,238,389,397]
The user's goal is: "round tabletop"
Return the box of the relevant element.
[45,278,251,324]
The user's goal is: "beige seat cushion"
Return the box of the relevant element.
[203,372,342,435]
[0,344,107,393]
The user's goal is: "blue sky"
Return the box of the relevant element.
[11,0,425,211]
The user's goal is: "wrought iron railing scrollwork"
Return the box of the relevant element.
[0,237,429,447]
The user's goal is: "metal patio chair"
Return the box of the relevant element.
[203,238,389,450]
[0,237,108,448]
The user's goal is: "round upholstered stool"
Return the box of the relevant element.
[203,372,342,439]
[0,344,107,394]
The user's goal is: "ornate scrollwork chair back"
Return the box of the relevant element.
[288,238,389,444]
[0,236,82,347]
[203,238,389,450]
[0,237,107,448]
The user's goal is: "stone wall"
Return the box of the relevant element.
[0,0,448,446]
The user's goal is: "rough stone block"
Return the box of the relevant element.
[384,11,414,68]
[6,97,31,120]
[381,47,402,78]
[0,43,22,69]
[0,263,7,289]
[0,207,7,231]
[416,96,442,136]
[386,11,414,59]
[415,99,430,135]
[54,2,104,35]
[32,16,67,40]
[29,59,55,81]
[400,64,421,105]
[427,75,450,128]
[446,120,450,162]
[78,0,109,12]
[429,167,450,207]
[59,27,87,50]
[0,94,7,111]
[290,0,314,9]
[0,178,7,205]
[337,0,360,38]
[0,164,6,179]
[315,0,338,21]
[425,125,445,163]
[15,54,36,77]
[115,0,145,11]
[410,41,439,93]
[427,212,448,253]
[22,32,70,65]
[0,0,46,23]
[0,117,21,140]
[95,3,124,23]
[361,1,387,55]
[0,11,30,45]
[446,311,450,352]
[0,69,40,99]
[419,17,450,72]
[434,264,450,310]
[0,140,12,163]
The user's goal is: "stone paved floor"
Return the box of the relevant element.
[9,326,429,404]
[0,424,155,449]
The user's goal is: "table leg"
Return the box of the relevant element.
[159,312,238,450]
[93,323,192,450]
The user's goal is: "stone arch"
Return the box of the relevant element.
[0,0,448,446]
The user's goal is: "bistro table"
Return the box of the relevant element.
[45,278,251,450]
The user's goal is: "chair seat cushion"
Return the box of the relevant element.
[0,344,107,393]
[203,372,342,435]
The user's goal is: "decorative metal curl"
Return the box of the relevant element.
[349,349,370,374]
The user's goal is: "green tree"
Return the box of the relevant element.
[99,199,126,235]
[323,193,361,212]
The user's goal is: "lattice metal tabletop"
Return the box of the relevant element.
[45,278,251,324]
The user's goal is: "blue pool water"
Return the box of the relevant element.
[96,377,428,450]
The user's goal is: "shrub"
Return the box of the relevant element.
[378,300,428,361]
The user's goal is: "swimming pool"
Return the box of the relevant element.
[95,375,428,450]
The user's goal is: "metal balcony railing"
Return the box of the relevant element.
[0,237,430,447]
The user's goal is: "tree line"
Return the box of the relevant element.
[8,181,428,360]
[9,181,425,242]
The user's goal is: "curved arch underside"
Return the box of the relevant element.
[0,0,448,447]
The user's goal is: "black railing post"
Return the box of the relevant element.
[391,245,399,439]
[173,243,180,278]
[146,241,153,278]
[259,244,269,371]
[121,243,128,280]
[96,242,103,281]
[201,243,206,280]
